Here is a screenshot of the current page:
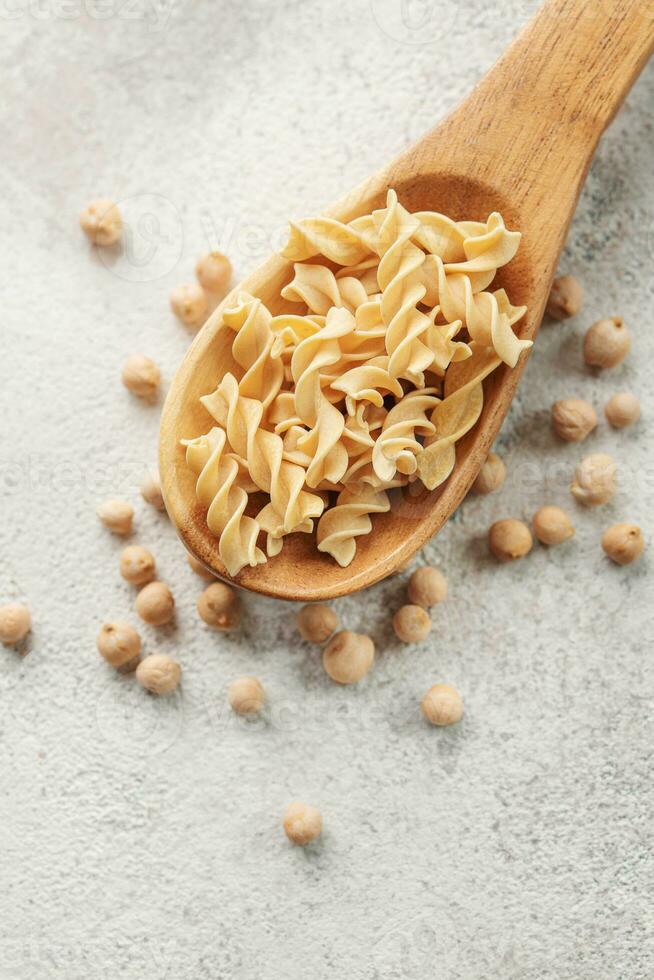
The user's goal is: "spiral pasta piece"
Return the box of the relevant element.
[372,389,440,484]
[316,486,390,567]
[222,292,284,410]
[281,263,369,316]
[183,427,266,576]
[416,344,502,491]
[282,217,374,266]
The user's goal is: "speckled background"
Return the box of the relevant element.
[1,2,653,978]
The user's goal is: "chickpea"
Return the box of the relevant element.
[187,553,216,580]
[583,317,631,369]
[80,198,122,247]
[601,523,644,565]
[551,398,597,442]
[121,354,161,400]
[545,275,583,320]
[170,282,208,328]
[136,653,181,695]
[489,519,533,561]
[421,684,464,727]
[97,499,134,535]
[604,393,640,429]
[135,582,175,626]
[571,453,616,506]
[323,631,374,685]
[0,603,31,645]
[532,506,575,546]
[120,545,156,585]
[197,582,241,631]
[96,622,141,671]
[228,676,266,716]
[471,452,506,494]
[283,802,322,846]
[407,567,447,608]
[140,471,166,512]
[296,603,338,643]
[196,251,232,296]
[392,604,432,643]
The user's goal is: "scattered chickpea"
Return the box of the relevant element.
[136,582,175,626]
[571,453,617,507]
[97,499,134,536]
[140,471,166,512]
[471,451,506,494]
[407,567,447,608]
[196,251,232,296]
[197,582,241,631]
[80,198,122,247]
[96,622,141,672]
[228,676,266,716]
[545,275,584,320]
[601,523,644,566]
[283,802,323,846]
[170,282,208,328]
[120,545,156,585]
[551,398,598,443]
[393,604,432,643]
[136,653,181,695]
[187,553,216,580]
[121,354,161,400]
[532,505,575,546]
[421,684,464,727]
[604,393,640,429]
[583,317,631,369]
[489,519,533,561]
[323,631,374,685]
[0,603,31,645]
[296,603,338,643]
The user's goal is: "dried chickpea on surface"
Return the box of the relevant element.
[97,499,134,536]
[601,524,645,565]
[0,603,31,645]
[80,198,122,247]
[122,355,161,400]
[196,251,232,296]
[96,622,141,672]
[140,472,166,512]
[228,676,266,716]
[120,545,156,585]
[136,582,175,626]
[583,317,631,369]
[421,684,464,727]
[488,519,533,561]
[296,603,338,643]
[471,451,506,494]
[197,582,241,630]
[323,631,374,685]
[571,453,617,506]
[136,654,181,695]
[407,567,447,608]
[170,282,208,328]
[545,274,583,320]
[532,506,575,546]
[551,398,597,443]
[605,393,640,429]
[283,802,323,846]
[393,605,432,644]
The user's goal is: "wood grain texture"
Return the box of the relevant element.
[160,0,654,601]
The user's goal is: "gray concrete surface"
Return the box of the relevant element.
[1,1,653,978]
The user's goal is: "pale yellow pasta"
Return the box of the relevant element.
[316,486,390,567]
[182,189,529,573]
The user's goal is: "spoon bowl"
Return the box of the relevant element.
[160,0,653,601]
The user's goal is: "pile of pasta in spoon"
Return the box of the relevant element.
[183,190,530,576]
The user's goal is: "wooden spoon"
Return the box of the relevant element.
[160,0,653,602]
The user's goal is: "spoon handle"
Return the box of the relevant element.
[413,0,654,216]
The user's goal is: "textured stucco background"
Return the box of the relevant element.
[1,1,653,978]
